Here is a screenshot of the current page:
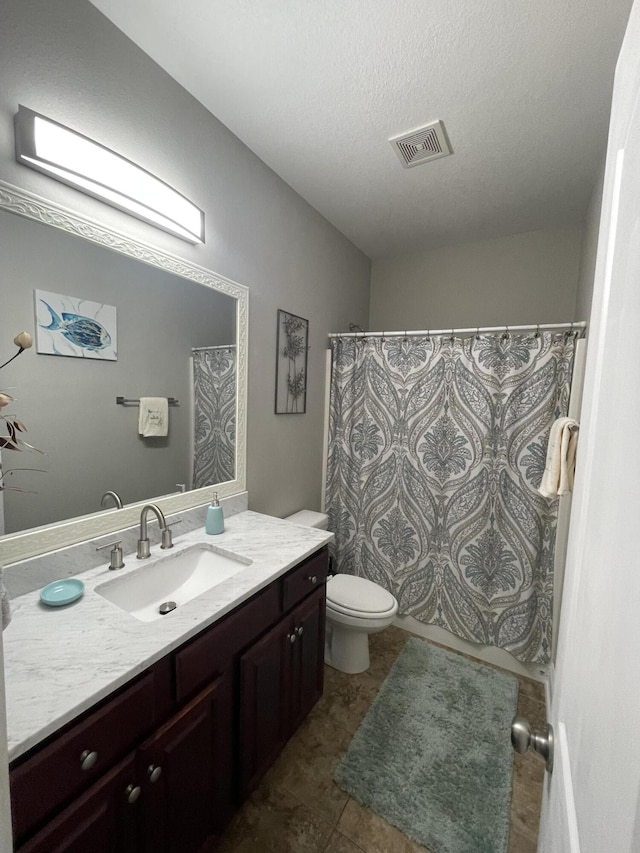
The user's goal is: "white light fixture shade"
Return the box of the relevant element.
[14,106,205,244]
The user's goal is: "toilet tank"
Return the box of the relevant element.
[283,510,329,530]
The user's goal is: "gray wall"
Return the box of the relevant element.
[0,0,371,522]
[1,209,236,532]
[369,225,582,330]
[575,171,605,325]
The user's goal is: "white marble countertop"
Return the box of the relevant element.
[3,511,332,763]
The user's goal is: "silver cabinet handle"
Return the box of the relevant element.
[288,632,297,644]
[80,749,98,771]
[147,764,162,783]
[125,784,141,804]
[296,626,304,637]
[511,716,554,773]
[307,575,317,584]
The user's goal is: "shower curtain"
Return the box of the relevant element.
[326,331,577,663]
[192,346,236,488]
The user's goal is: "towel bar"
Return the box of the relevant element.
[116,396,179,406]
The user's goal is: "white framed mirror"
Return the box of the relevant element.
[0,179,248,564]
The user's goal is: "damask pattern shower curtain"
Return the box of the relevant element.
[326,332,576,662]
[192,347,236,488]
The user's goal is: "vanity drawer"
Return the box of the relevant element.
[175,582,281,703]
[282,547,328,612]
[10,669,157,844]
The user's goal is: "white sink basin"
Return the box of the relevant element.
[95,544,252,622]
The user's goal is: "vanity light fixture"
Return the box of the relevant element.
[14,105,205,244]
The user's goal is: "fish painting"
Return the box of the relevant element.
[34,290,117,360]
[39,299,112,352]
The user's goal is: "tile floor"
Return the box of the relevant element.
[214,626,546,853]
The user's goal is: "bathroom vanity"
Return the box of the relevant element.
[3,512,331,852]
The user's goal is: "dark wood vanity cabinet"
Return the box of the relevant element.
[239,585,325,796]
[137,675,233,853]
[17,753,140,853]
[10,545,328,852]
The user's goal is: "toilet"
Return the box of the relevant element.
[283,510,399,674]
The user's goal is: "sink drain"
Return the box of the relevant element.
[158,601,177,615]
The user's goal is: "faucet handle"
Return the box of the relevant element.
[161,528,175,550]
[96,540,125,570]
[161,517,182,550]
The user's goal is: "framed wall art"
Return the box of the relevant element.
[34,289,117,360]
[275,309,308,414]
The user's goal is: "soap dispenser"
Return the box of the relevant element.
[205,492,224,535]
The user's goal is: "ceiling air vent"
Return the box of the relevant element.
[389,120,452,168]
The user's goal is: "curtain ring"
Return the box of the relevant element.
[426,328,431,342]
[382,330,386,343]
[450,328,455,343]
[475,325,480,341]
[535,323,540,338]
[403,330,408,342]
[503,324,509,340]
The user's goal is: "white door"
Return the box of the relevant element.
[537,2,640,851]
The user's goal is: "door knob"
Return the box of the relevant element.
[511,716,554,773]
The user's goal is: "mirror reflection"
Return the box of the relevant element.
[1,208,237,534]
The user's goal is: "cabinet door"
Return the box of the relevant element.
[138,675,232,853]
[238,616,292,797]
[290,586,326,733]
[16,753,139,853]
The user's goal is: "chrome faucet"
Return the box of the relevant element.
[100,490,123,509]
[137,503,173,559]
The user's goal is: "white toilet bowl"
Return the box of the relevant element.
[325,574,398,674]
[282,510,398,675]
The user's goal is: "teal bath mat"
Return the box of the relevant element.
[335,639,518,853]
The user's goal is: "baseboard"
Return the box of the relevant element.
[394,614,548,683]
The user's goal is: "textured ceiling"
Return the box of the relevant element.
[89,0,632,260]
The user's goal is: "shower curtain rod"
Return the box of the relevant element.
[329,321,587,339]
[191,344,236,352]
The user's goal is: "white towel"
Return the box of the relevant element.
[138,397,169,437]
[539,416,579,498]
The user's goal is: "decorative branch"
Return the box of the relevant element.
[0,331,33,370]
[1,330,44,493]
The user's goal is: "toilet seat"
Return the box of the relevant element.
[326,574,396,618]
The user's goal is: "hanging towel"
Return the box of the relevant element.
[539,417,579,498]
[138,397,169,437]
